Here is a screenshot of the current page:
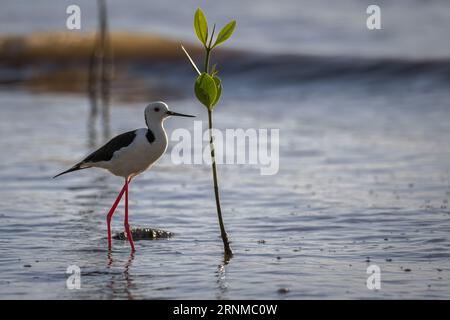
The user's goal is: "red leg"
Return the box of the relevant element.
[124,178,135,251]
[107,182,127,251]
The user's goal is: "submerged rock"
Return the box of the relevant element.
[277,288,290,294]
[113,228,173,241]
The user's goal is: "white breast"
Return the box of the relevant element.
[102,128,167,178]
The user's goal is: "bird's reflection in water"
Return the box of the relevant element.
[106,251,136,299]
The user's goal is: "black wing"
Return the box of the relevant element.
[83,130,137,163]
[53,130,137,179]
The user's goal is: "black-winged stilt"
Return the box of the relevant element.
[54,101,195,251]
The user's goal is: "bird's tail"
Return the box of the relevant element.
[53,163,89,178]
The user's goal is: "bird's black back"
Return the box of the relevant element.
[83,130,137,163]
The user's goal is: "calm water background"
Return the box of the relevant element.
[0,0,450,299]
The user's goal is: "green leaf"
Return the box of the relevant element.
[211,76,222,108]
[194,8,208,46]
[195,73,217,109]
[213,21,236,48]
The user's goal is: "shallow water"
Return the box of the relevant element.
[0,80,449,299]
[1,0,450,300]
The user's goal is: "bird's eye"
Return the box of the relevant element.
[154,107,160,112]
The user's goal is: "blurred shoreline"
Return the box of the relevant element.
[0,32,209,63]
[0,31,449,102]
[0,32,241,101]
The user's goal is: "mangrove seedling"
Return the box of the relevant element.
[181,8,236,258]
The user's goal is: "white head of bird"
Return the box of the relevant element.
[145,101,195,129]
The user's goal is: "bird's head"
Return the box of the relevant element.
[145,101,195,127]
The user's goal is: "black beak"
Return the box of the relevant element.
[166,111,195,117]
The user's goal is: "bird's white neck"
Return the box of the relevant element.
[146,118,167,144]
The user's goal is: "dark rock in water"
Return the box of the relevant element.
[113,228,173,241]
[277,288,290,294]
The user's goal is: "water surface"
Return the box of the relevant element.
[0,0,450,300]
[0,81,449,299]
